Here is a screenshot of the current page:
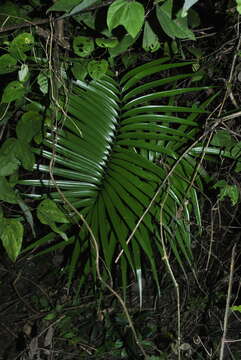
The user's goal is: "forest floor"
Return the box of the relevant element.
[0,198,241,360]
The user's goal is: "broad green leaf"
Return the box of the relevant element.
[88,60,108,80]
[16,111,42,143]
[47,0,80,13]
[0,177,18,204]
[0,54,17,75]
[73,36,94,57]
[96,38,119,48]
[173,10,196,39]
[18,64,30,83]
[142,21,160,53]
[181,0,199,17]
[156,0,195,40]
[71,61,88,81]
[1,81,26,103]
[107,0,145,38]
[9,33,35,60]
[15,140,35,171]
[0,218,23,262]
[37,72,49,94]
[37,199,69,224]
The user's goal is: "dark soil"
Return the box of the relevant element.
[1,199,241,360]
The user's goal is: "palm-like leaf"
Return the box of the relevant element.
[21,58,211,290]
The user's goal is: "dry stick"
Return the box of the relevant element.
[219,244,236,360]
[13,272,40,315]
[205,205,216,271]
[175,130,214,282]
[46,23,149,360]
[159,188,181,360]
[0,18,50,33]
[218,22,241,115]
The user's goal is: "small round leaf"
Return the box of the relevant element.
[37,199,69,225]
[73,36,94,57]
[10,32,35,53]
[88,60,108,80]
[71,61,88,81]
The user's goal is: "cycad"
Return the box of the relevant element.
[21,57,212,292]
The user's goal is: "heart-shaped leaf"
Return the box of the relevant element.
[1,81,26,103]
[107,0,144,38]
[73,36,94,57]
[88,60,108,80]
[0,218,23,262]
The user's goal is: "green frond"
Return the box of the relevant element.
[20,58,213,292]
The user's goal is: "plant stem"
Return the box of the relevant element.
[219,244,236,360]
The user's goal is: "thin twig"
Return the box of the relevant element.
[0,18,50,33]
[218,20,241,114]
[13,272,40,315]
[219,244,237,360]
[159,187,181,360]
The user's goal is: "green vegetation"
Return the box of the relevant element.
[0,0,241,359]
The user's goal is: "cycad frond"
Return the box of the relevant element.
[21,58,211,290]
